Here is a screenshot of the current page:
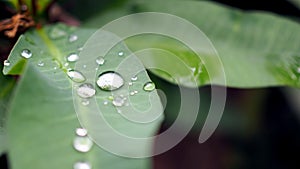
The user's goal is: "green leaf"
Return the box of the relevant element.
[84,0,300,88]
[4,24,163,169]
[0,65,16,155]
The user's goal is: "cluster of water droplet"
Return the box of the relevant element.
[73,127,93,169]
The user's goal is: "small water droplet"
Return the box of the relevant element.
[67,70,86,83]
[108,96,114,100]
[54,66,58,70]
[97,71,124,91]
[73,136,93,153]
[69,34,78,42]
[134,90,138,94]
[77,83,96,98]
[131,76,138,81]
[74,162,91,169]
[49,27,67,39]
[95,67,99,71]
[112,96,126,107]
[67,53,79,62]
[130,91,135,96]
[3,60,10,67]
[95,56,105,65]
[64,62,69,67]
[143,82,155,92]
[83,65,87,69]
[118,51,124,56]
[81,99,90,106]
[37,61,44,67]
[128,82,133,86]
[117,109,122,114]
[103,101,108,105]
[76,128,88,137]
[21,49,32,59]
[78,47,84,51]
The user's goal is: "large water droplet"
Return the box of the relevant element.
[37,61,44,67]
[143,82,155,92]
[95,56,105,65]
[77,83,96,98]
[76,128,88,137]
[67,70,86,83]
[74,162,91,169]
[21,49,32,59]
[67,53,79,62]
[69,34,78,42]
[73,136,93,152]
[3,60,10,67]
[97,72,124,91]
[112,96,126,107]
[49,27,67,39]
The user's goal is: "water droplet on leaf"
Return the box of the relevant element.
[131,76,138,81]
[21,49,32,59]
[77,83,96,98]
[67,53,79,62]
[112,96,126,107]
[95,56,105,65]
[143,82,155,92]
[81,99,90,106]
[49,27,67,39]
[97,71,124,91]
[73,136,93,153]
[76,128,88,137]
[73,162,91,169]
[67,70,86,83]
[69,34,78,42]
[37,61,44,67]
[3,60,10,67]
[118,51,124,56]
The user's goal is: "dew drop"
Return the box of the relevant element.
[81,99,90,106]
[54,66,58,70]
[118,51,124,56]
[76,128,88,137]
[112,96,126,107]
[83,65,87,69]
[67,53,79,62]
[20,49,32,59]
[103,101,108,105]
[37,61,44,67]
[77,83,96,98]
[128,82,133,86]
[95,56,105,65]
[3,60,10,67]
[67,70,86,83]
[64,62,69,67]
[108,96,114,101]
[143,82,155,92]
[96,71,124,91]
[49,27,67,39]
[73,136,93,153]
[74,162,91,169]
[131,76,138,81]
[69,34,78,42]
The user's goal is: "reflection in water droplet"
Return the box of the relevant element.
[81,99,90,106]
[95,56,105,65]
[130,90,139,96]
[77,83,96,98]
[67,70,86,83]
[67,53,79,62]
[73,162,91,169]
[69,34,78,42]
[73,136,93,152]
[21,49,32,59]
[37,61,44,67]
[97,71,124,91]
[49,27,67,39]
[128,82,133,86]
[112,96,126,107]
[118,51,124,56]
[103,101,108,105]
[76,128,88,137]
[131,76,137,81]
[143,82,155,92]
[3,60,10,66]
